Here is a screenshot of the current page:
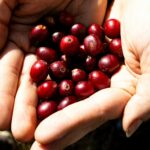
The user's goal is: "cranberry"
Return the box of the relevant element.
[104,19,120,38]
[52,31,65,45]
[37,101,57,120]
[37,80,58,99]
[57,96,77,111]
[70,23,87,42]
[58,10,74,27]
[88,23,104,40]
[78,45,87,59]
[49,61,68,79]
[36,47,57,64]
[83,34,103,56]
[30,60,48,83]
[59,80,74,97]
[60,35,80,56]
[29,24,49,46]
[75,81,95,99]
[84,55,97,71]
[60,54,71,66]
[109,38,123,57]
[98,54,120,74]
[89,70,110,90]
[71,68,87,82]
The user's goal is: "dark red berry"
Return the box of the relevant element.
[104,19,120,38]
[75,81,95,99]
[52,31,65,45]
[57,96,77,111]
[83,34,103,56]
[70,23,87,42]
[59,80,74,97]
[60,35,80,56]
[49,61,68,79]
[29,24,49,46]
[78,45,87,59]
[71,68,87,82]
[88,23,104,39]
[84,55,97,71]
[36,47,57,64]
[60,54,71,66]
[98,54,120,74]
[30,60,48,83]
[89,70,110,90]
[37,80,58,99]
[58,10,74,27]
[37,101,57,120]
[109,38,123,57]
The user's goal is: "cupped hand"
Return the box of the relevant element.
[0,0,107,142]
[31,0,150,149]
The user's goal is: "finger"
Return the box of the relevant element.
[123,73,150,137]
[11,54,38,142]
[0,0,16,49]
[34,88,130,149]
[0,42,24,129]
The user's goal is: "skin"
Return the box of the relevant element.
[0,0,150,149]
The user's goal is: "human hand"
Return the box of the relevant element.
[117,0,150,137]
[0,0,107,142]
[31,0,150,149]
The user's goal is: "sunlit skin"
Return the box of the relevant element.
[0,0,150,150]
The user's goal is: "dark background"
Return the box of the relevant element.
[1,119,150,150]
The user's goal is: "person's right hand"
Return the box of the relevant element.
[0,0,107,142]
[30,0,150,149]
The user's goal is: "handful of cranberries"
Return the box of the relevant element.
[29,11,123,121]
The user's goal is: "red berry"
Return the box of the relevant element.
[30,60,48,83]
[37,101,57,120]
[104,19,120,38]
[84,55,97,71]
[83,34,103,56]
[37,80,58,99]
[52,31,65,45]
[89,70,110,90]
[57,96,77,111]
[98,54,120,74]
[60,54,72,67]
[78,45,87,59]
[60,35,80,56]
[49,61,68,79]
[75,81,95,99]
[36,47,57,64]
[71,68,87,82]
[29,24,49,46]
[59,80,74,97]
[88,23,104,39]
[71,23,87,42]
[109,38,123,57]
[58,10,74,27]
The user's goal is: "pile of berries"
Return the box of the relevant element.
[29,11,123,121]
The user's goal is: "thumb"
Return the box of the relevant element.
[0,0,16,50]
[123,73,150,137]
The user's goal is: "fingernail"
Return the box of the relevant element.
[126,119,142,138]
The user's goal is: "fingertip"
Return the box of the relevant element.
[122,95,145,137]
